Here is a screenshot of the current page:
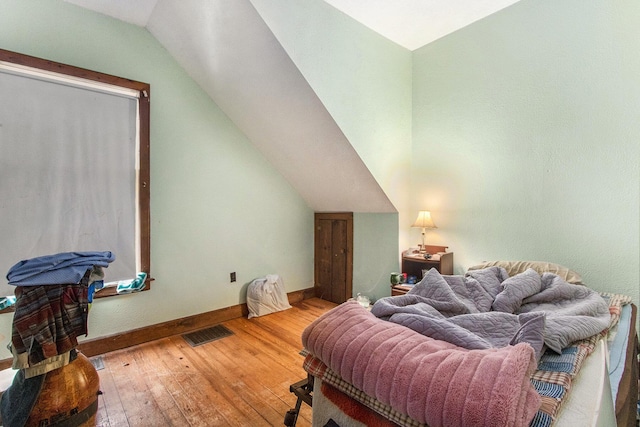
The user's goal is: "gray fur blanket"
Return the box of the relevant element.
[371,267,610,358]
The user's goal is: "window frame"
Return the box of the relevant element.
[0,48,151,301]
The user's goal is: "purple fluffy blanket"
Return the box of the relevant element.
[302,301,541,427]
[372,267,610,357]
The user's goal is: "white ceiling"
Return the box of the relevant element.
[65,0,520,51]
[323,0,521,50]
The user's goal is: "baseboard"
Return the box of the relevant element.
[0,287,316,371]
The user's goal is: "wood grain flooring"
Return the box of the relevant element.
[92,298,336,427]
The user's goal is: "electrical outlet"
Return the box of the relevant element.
[230,272,236,283]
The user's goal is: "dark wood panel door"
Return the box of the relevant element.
[314,213,353,304]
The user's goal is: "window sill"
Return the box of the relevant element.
[0,278,152,314]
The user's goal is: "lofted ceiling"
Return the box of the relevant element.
[323,0,521,50]
[62,0,520,213]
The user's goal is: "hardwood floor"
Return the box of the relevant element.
[93,298,336,427]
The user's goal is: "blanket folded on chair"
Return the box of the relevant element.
[302,301,542,427]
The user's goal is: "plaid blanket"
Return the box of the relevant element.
[11,270,91,365]
[303,293,631,427]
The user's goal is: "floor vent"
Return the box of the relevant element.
[182,325,234,347]
[90,355,105,371]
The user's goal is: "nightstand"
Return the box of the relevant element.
[391,285,414,296]
[391,245,454,296]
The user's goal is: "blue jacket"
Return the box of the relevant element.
[6,251,115,286]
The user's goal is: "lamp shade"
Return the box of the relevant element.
[411,211,437,229]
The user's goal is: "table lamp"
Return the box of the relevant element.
[411,211,437,253]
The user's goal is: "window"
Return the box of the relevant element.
[0,49,150,298]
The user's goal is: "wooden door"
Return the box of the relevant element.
[314,212,353,304]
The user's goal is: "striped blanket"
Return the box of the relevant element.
[529,292,631,426]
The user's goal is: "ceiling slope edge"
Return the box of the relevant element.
[146,0,395,213]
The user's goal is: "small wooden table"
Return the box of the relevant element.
[391,284,414,296]
[392,245,454,296]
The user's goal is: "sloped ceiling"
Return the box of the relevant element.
[63,0,520,213]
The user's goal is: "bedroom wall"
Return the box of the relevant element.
[251,0,414,250]
[353,213,399,302]
[411,0,640,310]
[0,0,315,358]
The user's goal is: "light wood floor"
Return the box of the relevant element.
[93,298,336,427]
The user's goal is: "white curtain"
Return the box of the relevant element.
[0,70,138,295]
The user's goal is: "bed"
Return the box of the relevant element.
[302,261,638,427]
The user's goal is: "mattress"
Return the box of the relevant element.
[554,339,615,426]
[556,302,637,427]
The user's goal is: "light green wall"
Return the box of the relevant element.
[251,0,413,247]
[250,0,406,298]
[0,0,314,359]
[353,213,399,301]
[412,0,640,309]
